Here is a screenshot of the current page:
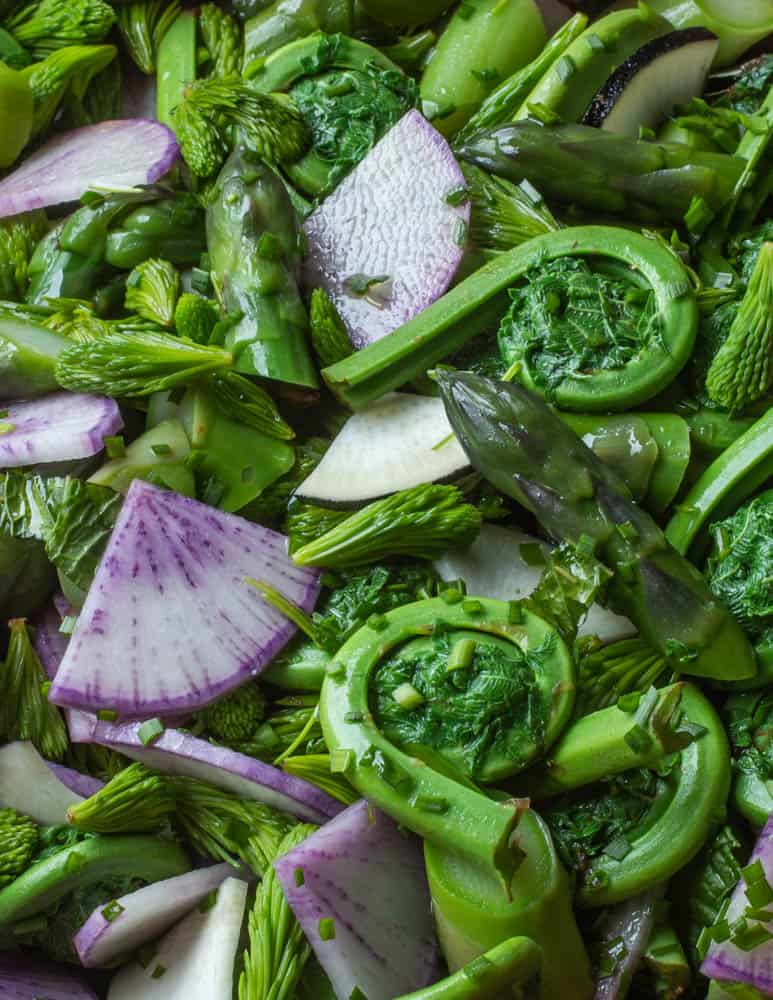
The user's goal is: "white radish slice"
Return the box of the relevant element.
[0,120,179,218]
[49,480,321,719]
[296,393,470,507]
[434,524,636,643]
[274,800,440,1000]
[0,742,81,824]
[0,951,98,999]
[74,863,237,968]
[0,393,122,468]
[89,721,342,824]
[303,110,469,351]
[107,876,248,1000]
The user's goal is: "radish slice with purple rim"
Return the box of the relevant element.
[46,762,103,800]
[702,811,773,993]
[34,601,70,680]
[274,799,440,1000]
[88,721,342,823]
[49,480,321,718]
[302,110,469,350]
[74,863,238,968]
[0,393,122,468]
[0,951,98,1000]
[0,742,82,824]
[0,120,179,218]
[108,876,248,1000]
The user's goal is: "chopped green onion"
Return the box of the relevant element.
[392,682,425,710]
[138,718,165,746]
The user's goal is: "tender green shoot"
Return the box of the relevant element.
[6,0,115,58]
[199,2,241,79]
[462,163,558,252]
[0,807,39,888]
[286,503,348,556]
[0,619,68,761]
[55,327,233,396]
[308,288,353,368]
[208,371,295,441]
[575,636,670,716]
[173,77,309,178]
[115,0,180,74]
[202,682,267,745]
[124,257,180,328]
[238,823,316,1000]
[291,484,482,569]
[173,292,219,344]
[0,210,48,300]
[67,763,175,833]
[706,242,773,412]
[22,43,117,135]
[171,777,295,876]
[281,755,358,805]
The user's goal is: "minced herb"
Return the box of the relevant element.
[498,257,661,396]
[371,630,549,780]
[541,768,660,882]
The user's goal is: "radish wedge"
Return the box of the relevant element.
[46,762,103,800]
[49,480,321,718]
[303,110,469,351]
[34,601,70,680]
[0,120,179,218]
[88,721,342,823]
[0,952,98,999]
[0,742,81,824]
[74,863,236,968]
[274,800,440,1000]
[108,876,248,1000]
[296,393,470,508]
[0,392,122,469]
[434,524,636,643]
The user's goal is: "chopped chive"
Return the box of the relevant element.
[439,586,464,605]
[65,851,86,874]
[344,711,365,724]
[319,917,336,941]
[445,186,470,207]
[415,794,449,814]
[462,598,483,615]
[104,435,126,459]
[138,718,165,746]
[101,899,125,922]
[59,615,78,635]
[624,723,653,754]
[604,835,632,861]
[151,964,167,979]
[294,867,305,887]
[0,421,15,435]
[392,682,424,710]
[330,748,354,774]
[150,442,172,456]
[97,709,118,721]
[448,637,476,672]
[366,613,388,631]
[507,600,523,624]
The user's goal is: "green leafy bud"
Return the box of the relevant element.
[173,292,219,344]
[199,2,241,79]
[203,682,267,744]
[0,807,39,888]
[115,0,180,75]
[125,257,180,328]
[67,763,175,833]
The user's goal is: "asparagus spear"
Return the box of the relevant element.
[456,121,745,222]
[436,370,756,683]
[206,146,317,388]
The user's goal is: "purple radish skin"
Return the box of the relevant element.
[74,863,238,968]
[0,393,122,468]
[0,120,179,217]
[274,799,440,1000]
[0,951,98,999]
[49,480,321,718]
[88,721,342,823]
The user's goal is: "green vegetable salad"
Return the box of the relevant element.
[2,1,773,999]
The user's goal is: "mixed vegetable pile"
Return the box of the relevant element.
[6,0,773,997]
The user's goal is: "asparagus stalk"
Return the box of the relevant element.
[436,370,756,683]
[456,121,745,222]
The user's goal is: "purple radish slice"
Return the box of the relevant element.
[34,601,70,679]
[0,392,122,468]
[46,762,104,800]
[702,811,773,992]
[0,120,179,218]
[0,951,98,999]
[0,742,82,824]
[89,721,342,823]
[594,888,662,999]
[303,110,469,351]
[74,863,237,968]
[108,876,248,1000]
[49,479,321,718]
[274,799,440,1000]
